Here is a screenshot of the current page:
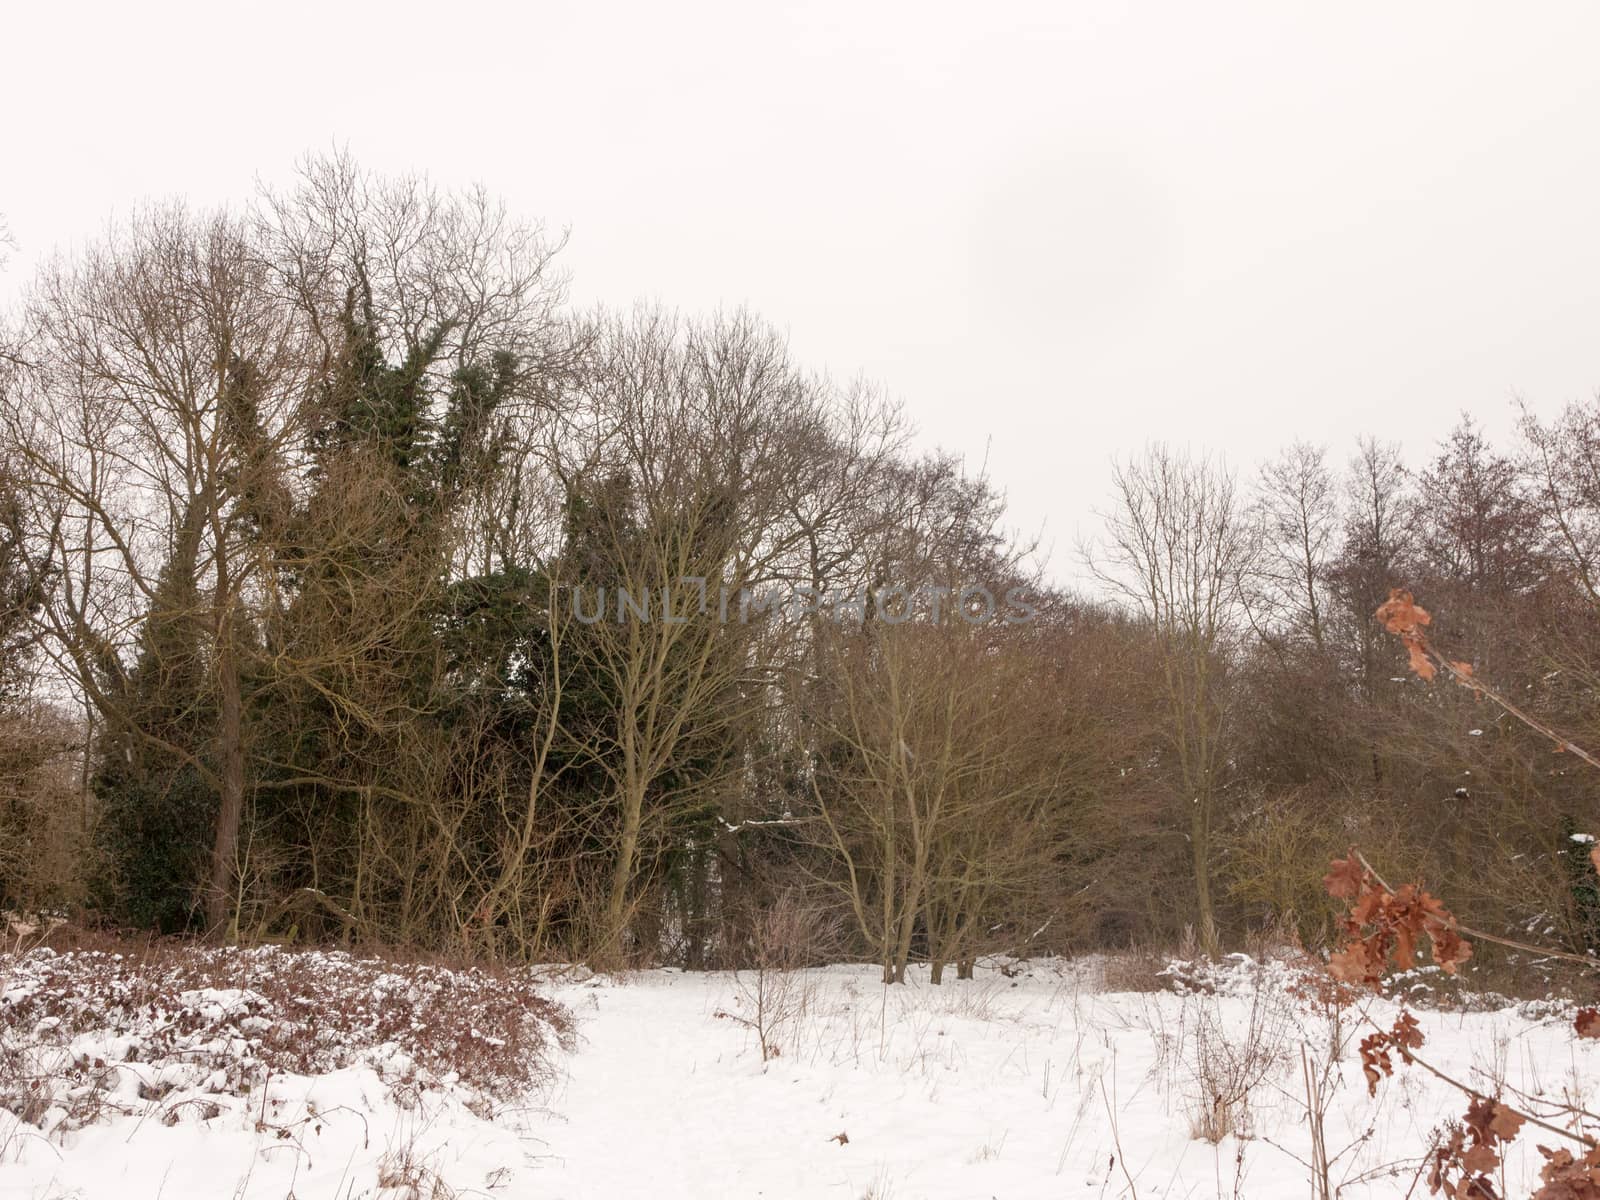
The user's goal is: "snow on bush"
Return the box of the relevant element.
[0,942,572,1136]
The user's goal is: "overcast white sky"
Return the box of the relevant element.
[4,2,1599,581]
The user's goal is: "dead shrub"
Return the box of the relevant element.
[0,939,574,1133]
[715,892,834,1063]
[376,1143,460,1200]
[1099,944,1171,994]
[1144,978,1294,1143]
[1185,987,1292,1141]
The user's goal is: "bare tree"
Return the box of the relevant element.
[1332,438,1412,624]
[804,620,968,984]
[257,151,573,394]
[802,614,1106,983]
[1252,441,1337,653]
[1415,415,1545,599]
[5,206,307,933]
[1090,445,1257,953]
[1521,397,1600,608]
[543,310,816,957]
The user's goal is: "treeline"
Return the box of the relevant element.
[0,158,1597,979]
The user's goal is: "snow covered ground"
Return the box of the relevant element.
[3,949,1597,1198]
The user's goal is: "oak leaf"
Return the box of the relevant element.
[1406,640,1436,680]
[1391,1012,1424,1056]
[1376,589,1431,634]
[1328,943,1374,986]
[1431,927,1473,974]
[1460,1143,1499,1174]
[1324,855,1366,900]
[1575,1008,1600,1040]
[1351,889,1383,925]
[1393,923,1418,971]
[1487,1103,1525,1142]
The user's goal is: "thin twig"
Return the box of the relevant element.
[1422,639,1600,774]
[1352,849,1600,973]
[1349,1002,1594,1149]
[1098,1070,1139,1199]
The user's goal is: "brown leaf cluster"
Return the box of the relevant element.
[1575,1008,1600,1041]
[1534,1144,1600,1199]
[1373,588,1481,684]
[1428,1097,1526,1198]
[1376,589,1438,680]
[1376,589,1432,637]
[1324,853,1473,988]
[1358,1011,1424,1097]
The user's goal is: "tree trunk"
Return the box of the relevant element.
[888,878,922,983]
[206,640,245,938]
[1192,799,1218,956]
[605,782,644,954]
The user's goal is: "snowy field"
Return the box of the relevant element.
[2,948,1596,1198]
